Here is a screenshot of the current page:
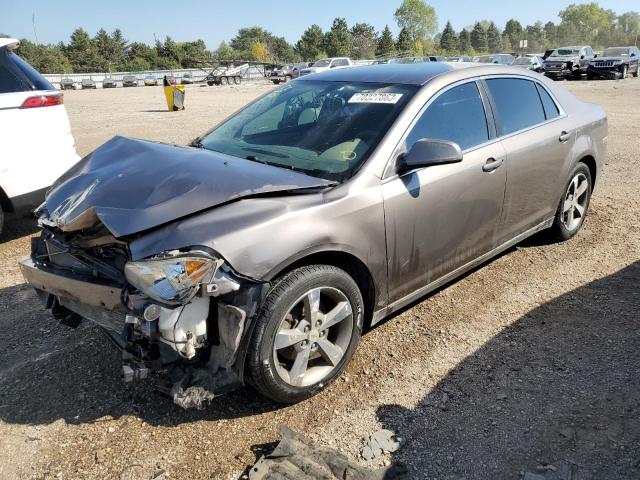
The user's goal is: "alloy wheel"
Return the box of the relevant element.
[561,172,589,232]
[273,286,353,387]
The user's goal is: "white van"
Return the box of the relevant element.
[0,38,79,234]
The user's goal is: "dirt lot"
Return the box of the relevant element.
[0,78,638,480]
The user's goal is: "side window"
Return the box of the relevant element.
[334,59,349,67]
[485,78,546,135]
[535,83,560,120]
[0,56,27,93]
[405,82,489,151]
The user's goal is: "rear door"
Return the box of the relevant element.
[483,77,573,243]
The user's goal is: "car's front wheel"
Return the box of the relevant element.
[246,265,363,403]
[549,162,592,241]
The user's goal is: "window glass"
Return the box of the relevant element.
[8,52,53,90]
[535,84,559,120]
[200,80,418,181]
[405,82,489,151]
[485,78,545,135]
[0,57,26,93]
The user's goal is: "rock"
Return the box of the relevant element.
[95,449,107,464]
[361,429,401,460]
[107,426,115,434]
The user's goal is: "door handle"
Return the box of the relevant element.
[559,131,571,143]
[482,157,503,172]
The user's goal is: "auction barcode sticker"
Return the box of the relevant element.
[348,92,403,104]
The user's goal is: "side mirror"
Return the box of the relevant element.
[631,52,636,57]
[580,54,585,59]
[397,139,463,174]
[330,64,337,68]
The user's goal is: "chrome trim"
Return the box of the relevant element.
[371,217,554,325]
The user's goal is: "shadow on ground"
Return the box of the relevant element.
[0,283,280,426]
[379,261,640,480]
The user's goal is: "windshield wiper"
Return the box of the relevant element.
[242,147,290,159]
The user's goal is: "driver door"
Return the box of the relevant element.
[382,81,507,302]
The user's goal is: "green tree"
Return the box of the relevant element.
[458,28,472,53]
[376,25,396,56]
[269,36,297,62]
[324,18,352,57]
[544,21,558,47]
[230,26,271,57]
[559,2,616,44]
[487,22,502,52]
[351,23,378,59]
[394,0,438,43]
[396,27,413,54]
[65,28,103,72]
[17,39,71,73]
[296,25,325,60]
[439,21,458,52]
[503,19,523,50]
[470,22,488,53]
[178,39,212,67]
[214,41,237,61]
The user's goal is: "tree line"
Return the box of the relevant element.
[5,1,639,74]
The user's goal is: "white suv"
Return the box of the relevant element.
[299,57,353,76]
[0,38,79,234]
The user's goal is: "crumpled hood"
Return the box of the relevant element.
[44,136,333,238]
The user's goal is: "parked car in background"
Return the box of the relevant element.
[122,75,138,87]
[446,56,472,62]
[477,54,515,65]
[513,55,544,72]
[59,78,75,90]
[270,64,295,84]
[180,73,193,85]
[299,57,352,76]
[0,38,79,235]
[587,46,640,80]
[543,46,594,79]
[21,62,607,406]
[389,56,431,64]
[144,75,158,86]
[102,77,117,88]
[81,78,96,89]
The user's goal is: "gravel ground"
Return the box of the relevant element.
[0,78,638,480]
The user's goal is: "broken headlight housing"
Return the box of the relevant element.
[124,252,221,305]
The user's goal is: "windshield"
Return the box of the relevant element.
[312,59,331,67]
[602,48,629,57]
[513,57,532,65]
[198,80,418,181]
[554,49,579,56]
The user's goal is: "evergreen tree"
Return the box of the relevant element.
[439,21,458,52]
[470,22,488,53]
[396,27,413,54]
[65,28,103,72]
[376,25,396,56]
[458,28,472,53]
[324,18,352,57]
[296,25,325,60]
[487,22,502,52]
[351,23,378,59]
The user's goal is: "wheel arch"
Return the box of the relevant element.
[578,154,597,188]
[265,250,377,329]
[0,186,13,213]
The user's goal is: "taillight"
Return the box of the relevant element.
[20,94,64,109]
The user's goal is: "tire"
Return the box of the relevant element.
[234,76,241,85]
[621,65,628,79]
[221,76,229,85]
[246,265,364,404]
[633,64,639,78]
[548,162,593,241]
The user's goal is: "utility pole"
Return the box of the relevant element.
[32,12,39,43]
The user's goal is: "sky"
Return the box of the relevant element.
[1,0,638,48]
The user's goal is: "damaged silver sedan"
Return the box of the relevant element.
[21,63,607,407]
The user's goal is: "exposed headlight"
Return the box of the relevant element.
[125,252,221,305]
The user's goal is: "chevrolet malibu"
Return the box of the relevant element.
[20,63,607,407]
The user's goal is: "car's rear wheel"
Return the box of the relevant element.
[246,265,363,403]
[549,163,592,241]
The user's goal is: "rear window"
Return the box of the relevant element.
[0,56,25,93]
[7,52,54,90]
[535,84,560,120]
[486,78,546,135]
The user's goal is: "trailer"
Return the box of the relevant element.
[190,60,278,86]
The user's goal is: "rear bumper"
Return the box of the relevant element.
[19,257,122,311]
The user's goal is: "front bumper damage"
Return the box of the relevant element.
[21,230,269,409]
[586,66,624,79]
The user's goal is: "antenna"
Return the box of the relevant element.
[32,12,39,43]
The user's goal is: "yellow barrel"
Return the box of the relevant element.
[163,84,185,111]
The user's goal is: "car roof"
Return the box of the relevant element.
[299,62,457,85]
[0,38,19,50]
